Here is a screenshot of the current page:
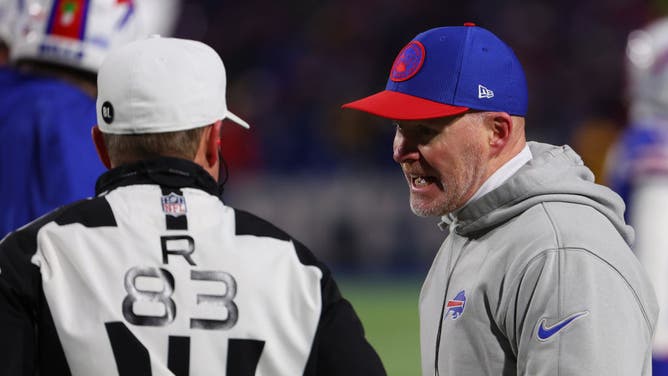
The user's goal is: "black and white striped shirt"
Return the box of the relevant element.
[0,157,386,376]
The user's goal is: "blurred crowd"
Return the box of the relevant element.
[171,0,660,177]
[2,0,667,270]
[146,0,668,278]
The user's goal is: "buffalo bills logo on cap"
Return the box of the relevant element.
[390,41,425,82]
[445,290,466,319]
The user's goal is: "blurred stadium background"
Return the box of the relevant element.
[160,0,667,373]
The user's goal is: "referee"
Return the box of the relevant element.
[0,36,386,376]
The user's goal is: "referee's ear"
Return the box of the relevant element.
[92,125,112,169]
[204,120,223,168]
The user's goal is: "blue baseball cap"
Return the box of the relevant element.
[342,23,528,120]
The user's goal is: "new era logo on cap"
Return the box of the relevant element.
[478,85,494,99]
[342,23,528,120]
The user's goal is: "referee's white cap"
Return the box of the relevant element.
[96,35,250,134]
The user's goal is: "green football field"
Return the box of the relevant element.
[338,278,422,375]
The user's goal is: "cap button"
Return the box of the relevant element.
[463,22,476,27]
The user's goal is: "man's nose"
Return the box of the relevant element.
[393,132,419,163]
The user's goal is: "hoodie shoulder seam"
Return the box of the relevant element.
[538,202,563,250]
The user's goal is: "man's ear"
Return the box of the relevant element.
[91,125,112,169]
[487,112,513,151]
[205,120,223,168]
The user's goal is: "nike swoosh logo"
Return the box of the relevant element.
[536,311,589,341]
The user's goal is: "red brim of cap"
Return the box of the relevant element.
[341,90,469,120]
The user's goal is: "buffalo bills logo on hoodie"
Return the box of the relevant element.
[445,290,466,320]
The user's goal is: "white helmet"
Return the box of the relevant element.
[10,0,181,73]
[625,17,668,123]
[135,0,180,40]
[0,0,21,46]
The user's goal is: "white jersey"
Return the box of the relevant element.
[0,157,385,376]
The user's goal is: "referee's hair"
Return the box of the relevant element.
[101,125,207,167]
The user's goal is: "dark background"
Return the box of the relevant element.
[167,0,665,273]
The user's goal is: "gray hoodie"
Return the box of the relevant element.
[420,142,658,376]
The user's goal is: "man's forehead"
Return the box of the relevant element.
[394,113,470,127]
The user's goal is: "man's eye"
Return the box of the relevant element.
[395,123,438,138]
[417,126,437,135]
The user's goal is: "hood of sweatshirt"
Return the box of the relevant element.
[445,142,633,245]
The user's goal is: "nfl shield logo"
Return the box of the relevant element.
[161,192,187,217]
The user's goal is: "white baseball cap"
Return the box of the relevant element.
[96,36,250,134]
